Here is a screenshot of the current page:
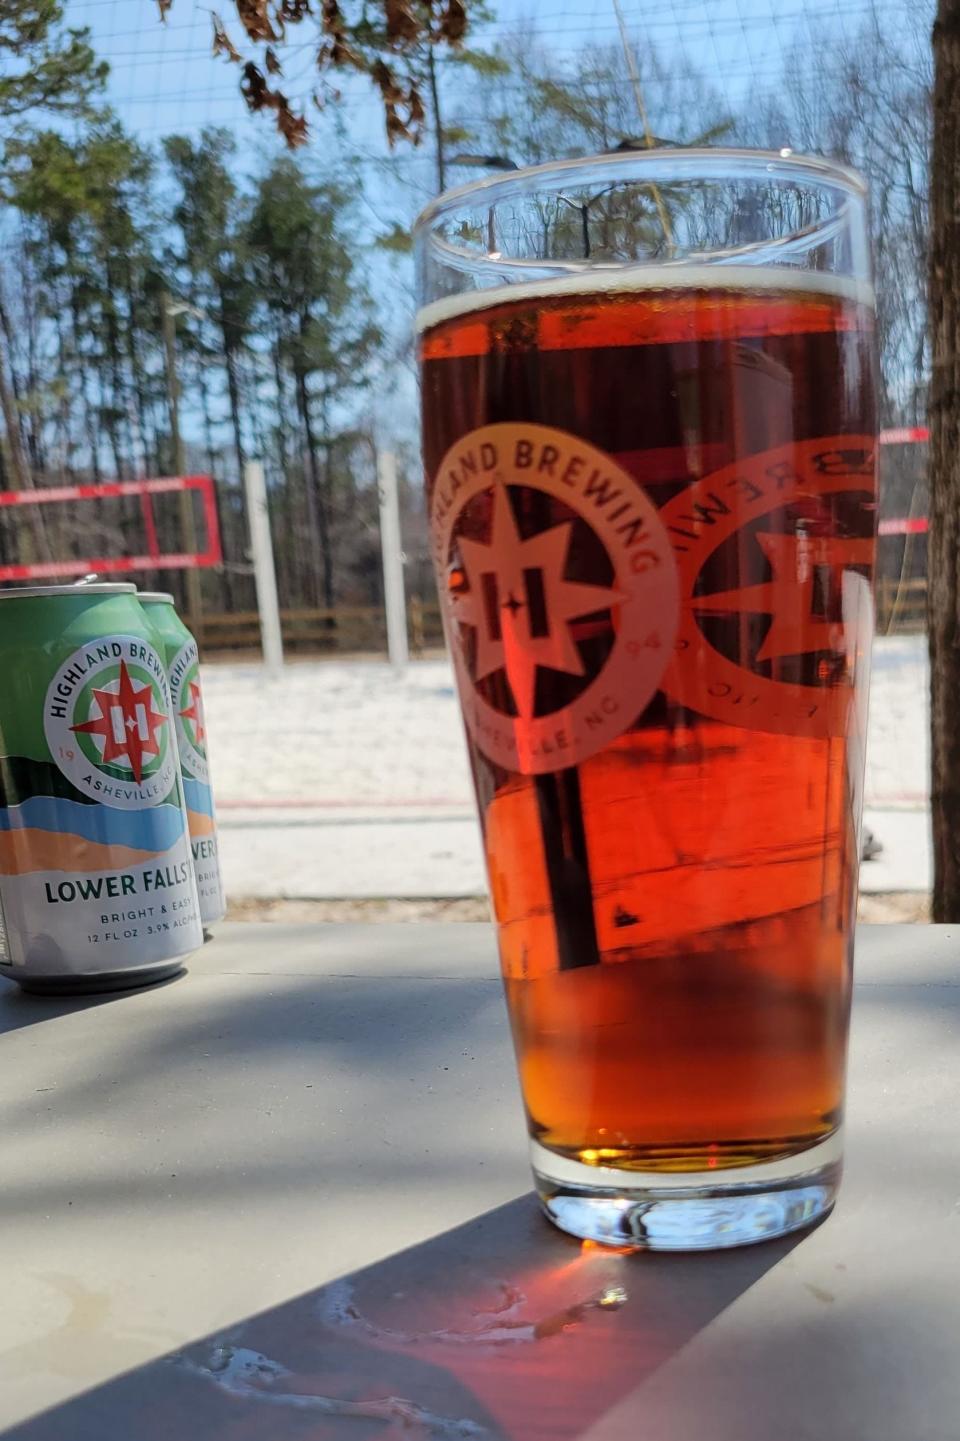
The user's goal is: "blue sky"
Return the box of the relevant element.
[73,0,926,187]
[65,0,928,453]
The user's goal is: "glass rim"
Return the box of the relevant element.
[412,146,868,238]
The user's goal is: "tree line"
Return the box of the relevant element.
[0,0,936,618]
[0,118,396,614]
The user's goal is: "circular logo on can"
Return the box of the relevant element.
[44,634,178,809]
[659,435,876,738]
[431,422,679,774]
[169,639,209,784]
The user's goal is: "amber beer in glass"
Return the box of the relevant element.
[415,151,875,1248]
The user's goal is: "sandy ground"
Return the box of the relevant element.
[202,637,932,912]
[225,892,928,925]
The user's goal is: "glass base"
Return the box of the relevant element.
[531,1131,843,1251]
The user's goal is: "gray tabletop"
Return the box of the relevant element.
[0,922,957,1441]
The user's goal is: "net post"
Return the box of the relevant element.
[243,460,284,678]
[377,449,409,672]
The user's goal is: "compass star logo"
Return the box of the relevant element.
[169,640,210,782]
[432,422,678,775]
[659,435,876,739]
[454,486,624,720]
[693,532,876,662]
[70,659,167,783]
[44,635,179,809]
[179,679,206,748]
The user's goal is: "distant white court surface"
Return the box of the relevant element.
[201,640,928,901]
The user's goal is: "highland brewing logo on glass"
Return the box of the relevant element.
[433,426,875,770]
[659,434,876,738]
[44,635,178,808]
[432,422,680,775]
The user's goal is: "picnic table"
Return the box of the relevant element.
[1,921,957,1440]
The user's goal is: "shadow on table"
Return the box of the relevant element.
[0,971,185,1035]
[2,1193,804,1441]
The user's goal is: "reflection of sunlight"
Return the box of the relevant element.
[580,1237,640,1258]
[316,1245,632,1351]
[176,1344,487,1437]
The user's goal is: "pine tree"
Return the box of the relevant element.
[0,1,107,560]
[246,158,381,609]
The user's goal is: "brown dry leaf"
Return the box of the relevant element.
[330,35,365,66]
[211,12,243,62]
[372,58,404,103]
[385,0,420,43]
[239,61,308,147]
[240,60,272,108]
[235,0,281,42]
[277,106,309,146]
[157,0,173,17]
[405,99,425,142]
[440,0,467,43]
[265,45,283,73]
[408,86,425,123]
[322,0,342,34]
[385,104,410,147]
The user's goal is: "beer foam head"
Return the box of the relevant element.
[416,264,875,334]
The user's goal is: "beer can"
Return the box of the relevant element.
[0,583,204,993]
[138,592,226,928]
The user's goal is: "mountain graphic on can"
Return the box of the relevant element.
[0,583,203,993]
[139,592,226,928]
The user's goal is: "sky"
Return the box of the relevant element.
[72,0,927,191]
[64,0,929,453]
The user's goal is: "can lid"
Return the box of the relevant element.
[137,591,176,605]
[0,582,138,600]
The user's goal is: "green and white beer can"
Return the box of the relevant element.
[139,592,226,927]
[0,583,203,992]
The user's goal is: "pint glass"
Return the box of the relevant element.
[415,151,875,1248]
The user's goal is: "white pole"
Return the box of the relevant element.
[243,460,284,678]
[377,449,409,672]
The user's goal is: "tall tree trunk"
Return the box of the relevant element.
[197,348,231,608]
[0,288,51,563]
[294,316,334,611]
[929,0,960,918]
[0,442,11,566]
[76,335,101,482]
[102,268,130,481]
[271,325,297,601]
[65,245,101,484]
[102,282,139,555]
[0,270,50,561]
[223,345,246,483]
[219,289,249,608]
[318,382,336,612]
[54,309,71,484]
[0,293,31,466]
[293,347,326,609]
[125,277,158,476]
[217,285,247,488]
[272,327,289,479]
[20,240,45,473]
